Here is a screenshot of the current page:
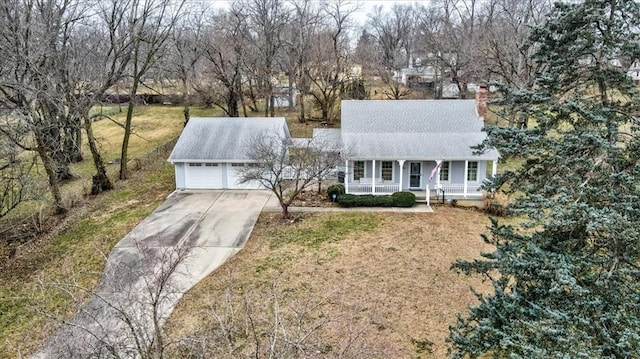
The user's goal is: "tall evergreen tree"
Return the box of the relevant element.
[449,1,640,358]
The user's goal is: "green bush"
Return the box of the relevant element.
[335,193,356,207]
[391,191,416,207]
[327,184,345,201]
[336,191,415,208]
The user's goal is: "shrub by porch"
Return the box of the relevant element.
[336,191,416,208]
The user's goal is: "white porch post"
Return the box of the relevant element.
[398,160,405,191]
[463,160,469,198]
[372,160,376,194]
[492,160,498,177]
[436,160,442,188]
[344,160,349,194]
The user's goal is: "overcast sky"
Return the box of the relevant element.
[204,0,423,27]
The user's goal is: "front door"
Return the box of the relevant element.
[410,162,421,188]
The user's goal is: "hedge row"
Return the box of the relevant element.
[336,191,416,208]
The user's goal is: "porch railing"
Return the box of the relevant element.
[347,183,400,194]
[437,183,483,197]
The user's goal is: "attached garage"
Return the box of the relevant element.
[168,117,290,190]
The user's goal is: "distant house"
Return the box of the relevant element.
[167,117,290,189]
[168,99,499,203]
[337,100,499,201]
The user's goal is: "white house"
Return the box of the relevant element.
[337,100,499,200]
[168,100,499,202]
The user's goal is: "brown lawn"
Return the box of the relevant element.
[166,207,494,358]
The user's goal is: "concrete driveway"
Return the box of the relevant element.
[35,190,272,358]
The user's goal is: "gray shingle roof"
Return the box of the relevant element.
[344,133,499,160]
[168,117,289,162]
[312,128,342,150]
[341,100,499,160]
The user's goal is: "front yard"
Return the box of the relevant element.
[166,208,494,358]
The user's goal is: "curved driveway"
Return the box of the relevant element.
[35,190,272,358]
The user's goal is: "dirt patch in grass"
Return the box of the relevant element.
[166,208,494,358]
[291,188,337,207]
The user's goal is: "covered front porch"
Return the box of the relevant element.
[343,159,498,200]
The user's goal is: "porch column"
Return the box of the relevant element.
[492,160,498,177]
[372,160,376,194]
[463,160,469,198]
[398,160,405,191]
[344,160,349,194]
[436,160,442,188]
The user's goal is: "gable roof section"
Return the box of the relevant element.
[341,100,498,160]
[168,117,289,162]
[342,100,482,133]
[312,128,342,150]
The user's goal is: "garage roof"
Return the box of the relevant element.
[168,117,290,162]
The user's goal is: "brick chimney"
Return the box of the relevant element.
[476,85,488,121]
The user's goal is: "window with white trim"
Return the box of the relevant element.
[205,163,218,167]
[439,161,450,181]
[231,163,244,167]
[381,161,393,181]
[467,161,478,181]
[353,161,365,181]
[188,163,202,166]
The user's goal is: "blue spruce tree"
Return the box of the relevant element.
[449,1,640,357]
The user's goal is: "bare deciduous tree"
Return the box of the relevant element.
[165,4,208,125]
[0,0,89,214]
[241,0,290,117]
[198,7,248,117]
[305,0,358,123]
[237,132,342,219]
[0,134,37,218]
[417,0,485,99]
[118,0,185,180]
[171,273,376,358]
[282,0,323,122]
[366,4,417,99]
[36,241,193,358]
[482,0,552,127]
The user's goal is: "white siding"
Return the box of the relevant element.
[174,163,186,189]
[226,163,263,189]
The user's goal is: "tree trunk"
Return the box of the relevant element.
[66,124,83,163]
[228,90,239,117]
[35,135,66,215]
[280,202,289,219]
[119,81,138,180]
[85,115,113,195]
[182,78,190,126]
[269,94,275,117]
[183,105,190,126]
[248,78,259,112]
[288,73,295,111]
[299,90,306,123]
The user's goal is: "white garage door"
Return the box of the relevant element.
[227,163,263,189]
[185,163,223,189]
